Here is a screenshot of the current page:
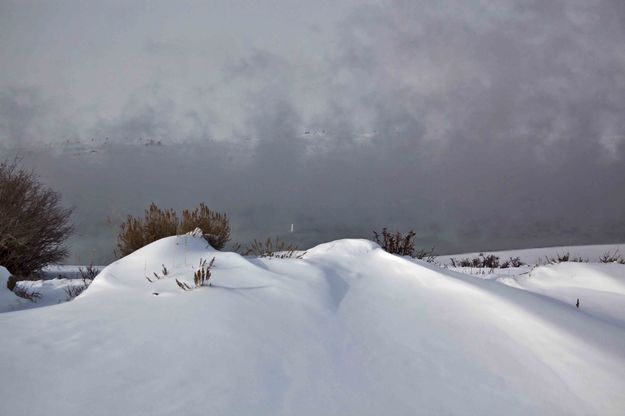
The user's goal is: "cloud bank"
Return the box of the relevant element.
[1,0,624,262]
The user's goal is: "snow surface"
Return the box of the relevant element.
[0,266,29,312]
[0,266,92,313]
[1,236,625,415]
[441,243,625,265]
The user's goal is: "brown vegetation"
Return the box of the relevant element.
[116,202,230,257]
[244,237,305,259]
[0,160,73,279]
[373,228,435,261]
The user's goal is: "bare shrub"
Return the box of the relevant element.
[116,203,179,256]
[180,203,230,249]
[244,237,305,259]
[143,204,179,245]
[116,202,230,257]
[501,257,524,268]
[13,284,41,302]
[115,216,145,257]
[79,263,100,281]
[599,249,625,264]
[373,228,416,256]
[64,282,89,301]
[372,228,436,261]
[545,252,588,264]
[63,262,99,301]
[450,253,523,268]
[0,159,73,278]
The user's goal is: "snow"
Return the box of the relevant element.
[0,265,91,313]
[0,266,29,312]
[441,243,625,265]
[1,236,625,415]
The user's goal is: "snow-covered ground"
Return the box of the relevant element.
[1,236,625,415]
[41,264,105,280]
[440,243,625,266]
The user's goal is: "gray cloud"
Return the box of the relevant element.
[1,0,625,263]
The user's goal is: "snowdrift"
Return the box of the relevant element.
[1,235,624,415]
[442,243,625,265]
[0,266,29,312]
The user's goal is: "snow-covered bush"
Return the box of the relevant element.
[0,160,73,280]
[116,203,229,256]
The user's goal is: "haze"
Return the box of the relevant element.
[1,0,624,263]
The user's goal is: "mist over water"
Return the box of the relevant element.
[2,0,625,263]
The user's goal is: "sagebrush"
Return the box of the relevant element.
[116,202,230,256]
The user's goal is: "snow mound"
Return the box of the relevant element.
[1,238,625,415]
[499,262,625,327]
[0,266,28,313]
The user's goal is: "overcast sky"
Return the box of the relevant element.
[1,0,625,263]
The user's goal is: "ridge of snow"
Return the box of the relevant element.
[1,238,625,415]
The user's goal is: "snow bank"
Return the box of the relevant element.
[442,243,625,265]
[499,262,625,328]
[0,266,29,313]
[1,236,624,415]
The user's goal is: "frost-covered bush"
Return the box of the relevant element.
[116,202,230,256]
[0,160,73,280]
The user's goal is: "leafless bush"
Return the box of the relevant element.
[599,249,625,264]
[244,237,305,259]
[64,282,89,301]
[143,203,179,245]
[0,159,73,278]
[116,202,230,257]
[373,228,416,256]
[63,262,99,301]
[79,263,100,281]
[545,252,588,264]
[372,228,436,261]
[501,257,524,268]
[115,216,145,257]
[13,284,41,302]
[450,253,524,268]
[180,203,230,249]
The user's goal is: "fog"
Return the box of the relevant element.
[1,0,624,263]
